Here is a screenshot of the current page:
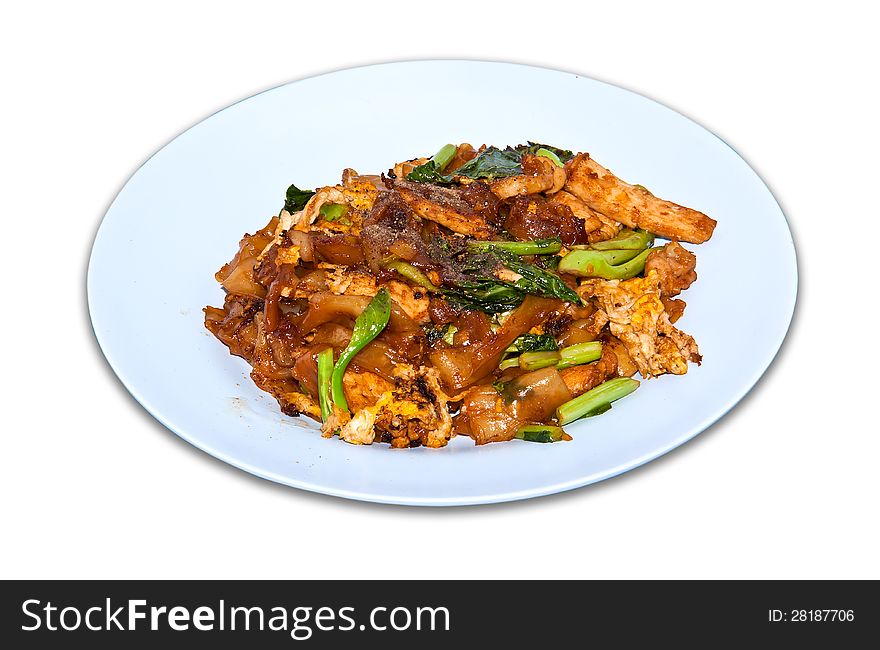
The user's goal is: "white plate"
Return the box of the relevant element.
[87,60,797,506]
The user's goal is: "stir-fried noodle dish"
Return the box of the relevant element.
[205,143,716,447]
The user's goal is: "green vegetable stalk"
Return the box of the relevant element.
[468,237,562,256]
[556,377,640,425]
[431,143,457,171]
[534,148,564,167]
[556,341,603,370]
[381,260,438,291]
[557,248,652,280]
[330,288,392,412]
[515,425,565,443]
[317,347,334,421]
[518,351,561,371]
[319,203,349,223]
[498,357,520,371]
[589,228,655,251]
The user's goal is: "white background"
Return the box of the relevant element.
[2,0,878,579]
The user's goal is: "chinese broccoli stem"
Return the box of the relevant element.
[515,425,565,443]
[556,377,640,425]
[467,237,562,256]
[589,228,655,251]
[556,341,603,370]
[557,248,652,280]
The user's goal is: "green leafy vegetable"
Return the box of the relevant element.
[442,280,526,314]
[506,333,559,353]
[317,347,334,421]
[425,323,458,345]
[515,425,565,443]
[467,237,562,256]
[405,143,458,183]
[556,377,640,425]
[406,142,575,184]
[498,251,582,305]
[330,289,392,412]
[282,184,316,214]
[449,147,524,181]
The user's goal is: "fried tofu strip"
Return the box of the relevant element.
[391,180,497,239]
[564,153,717,244]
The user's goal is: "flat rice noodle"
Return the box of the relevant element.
[501,367,572,421]
[350,340,399,382]
[311,233,365,265]
[215,217,276,299]
[297,292,420,334]
[430,296,561,391]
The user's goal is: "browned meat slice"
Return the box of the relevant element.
[559,345,618,395]
[564,153,717,243]
[390,179,498,239]
[505,194,591,246]
[545,190,603,234]
[644,241,697,296]
[489,154,564,199]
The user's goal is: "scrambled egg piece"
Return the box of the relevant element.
[579,270,701,377]
[324,366,454,448]
[295,171,379,236]
[319,263,377,296]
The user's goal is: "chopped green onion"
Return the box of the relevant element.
[556,377,640,425]
[319,203,349,222]
[467,237,562,256]
[515,425,565,443]
[432,143,458,171]
[330,289,392,412]
[381,260,438,291]
[556,341,603,370]
[589,228,655,251]
[519,350,561,371]
[317,347,334,421]
[557,248,652,280]
[535,148,564,167]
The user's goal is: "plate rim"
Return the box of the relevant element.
[86,58,799,506]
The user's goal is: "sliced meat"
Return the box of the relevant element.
[489,154,560,199]
[559,345,618,395]
[390,179,498,239]
[505,194,591,246]
[546,190,603,234]
[644,241,697,297]
[564,153,717,243]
